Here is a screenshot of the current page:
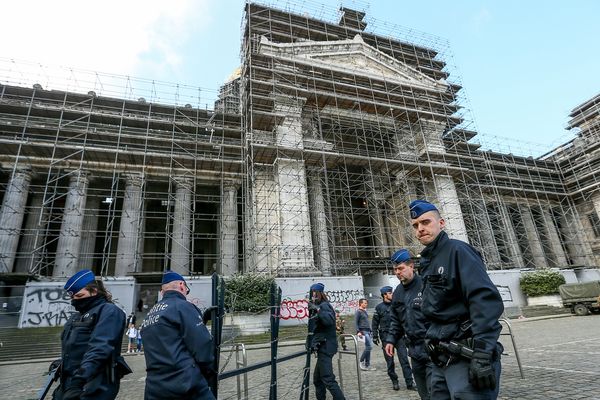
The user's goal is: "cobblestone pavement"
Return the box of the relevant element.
[2,314,600,399]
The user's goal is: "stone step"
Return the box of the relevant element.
[0,327,130,363]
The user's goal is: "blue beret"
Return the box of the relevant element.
[380,286,393,295]
[64,269,95,296]
[310,282,325,292]
[390,249,411,264]
[409,200,438,219]
[162,270,186,285]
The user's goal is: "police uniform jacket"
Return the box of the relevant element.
[58,295,126,399]
[308,300,338,356]
[387,275,430,360]
[419,230,504,354]
[372,301,400,341]
[141,290,214,400]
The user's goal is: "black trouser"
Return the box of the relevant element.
[382,336,414,386]
[313,351,346,400]
[410,356,433,400]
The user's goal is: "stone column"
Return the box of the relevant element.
[498,202,525,267]
[78,196,100,269]
[365,168,388,258]
[54,172,89,278]
[519,205,548,269]
[563,207,594,266]
[170,176,193,275]
[308,174,331,276]
[0,169,32,273]
[14,193,46,273]
[275,158,316,275]
[115,173,144,276]
[249,167,280,274]
[433,175,469,243]
[541,207,568,267]
[220,183,238,276]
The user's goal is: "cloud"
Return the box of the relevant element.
[471,7,492,30]
[0,0,211,77]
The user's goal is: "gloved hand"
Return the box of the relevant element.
[48,358,61,373]
[202,306,217,324]
[62,378,85,400]
[372,337,379,346]
[468,351,496,390]
[307,302,320,314]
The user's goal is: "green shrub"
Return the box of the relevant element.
[519,269,565,297]
[224,274,276,313]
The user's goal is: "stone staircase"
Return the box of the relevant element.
[0,327,129,363]
[519,305,571,318]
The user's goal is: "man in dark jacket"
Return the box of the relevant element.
[53,269,128,400]
[409,200,504,399]
[307,282,346,400]
[141,271,215,400]
[386,249,433,400]
[372,286,415,391]
[355,298,376,371]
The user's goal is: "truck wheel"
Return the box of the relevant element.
[574,304,589,316]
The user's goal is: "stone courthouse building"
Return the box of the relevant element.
[1,2,599,290]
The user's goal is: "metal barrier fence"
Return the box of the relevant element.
[337,333,364,400]
[500,317,525,379]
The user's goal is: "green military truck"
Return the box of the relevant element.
[558,281,600,316]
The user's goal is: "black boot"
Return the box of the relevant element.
[406,381,417,391]
[392,381,400,391]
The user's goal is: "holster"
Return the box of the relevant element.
[311,338,326,354]
[113,355,133,382]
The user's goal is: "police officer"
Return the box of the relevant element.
[53,269,129,400]
[141,271,215,400]
[372,285,415,391]
[307,282,346,400]
[386,249,433,400]
[409,200,504,399]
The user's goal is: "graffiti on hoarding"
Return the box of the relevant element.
[327,290,363,304]
[280,298,308,320]
[279,289,363,320]
[22,288,77,327]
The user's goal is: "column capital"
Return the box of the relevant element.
[67,170,90,185]
[172,175,194,190]
[2,166,34,181]
[122,172,144,187]
[223,180,241,192]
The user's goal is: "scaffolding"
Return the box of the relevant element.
[0,1,599,282]
[0,66,243,280]
[239,1,600,276]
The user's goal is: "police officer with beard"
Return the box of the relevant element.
[409,200,504,399]
[141,271,215,400]
[386,249,432,400]
[52,269,129,400]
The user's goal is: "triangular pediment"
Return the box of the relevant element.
[258,35,446,90]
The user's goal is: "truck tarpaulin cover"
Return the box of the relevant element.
[559,281,600,301]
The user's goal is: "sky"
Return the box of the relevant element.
[1,0,599,156]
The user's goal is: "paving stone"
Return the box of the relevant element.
[2,314,600,399]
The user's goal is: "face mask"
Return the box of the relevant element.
[71,296,98,313]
